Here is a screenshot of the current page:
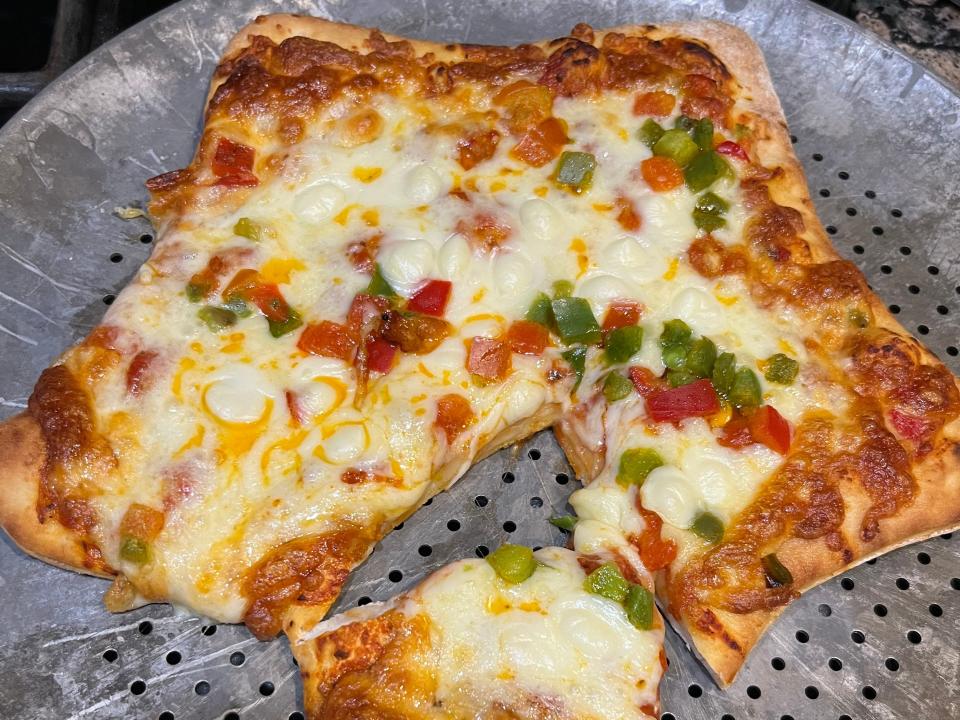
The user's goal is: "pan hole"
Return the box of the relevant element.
[195,681,210,696]
[103,294,116,305]
[527,449,541,460]
[864,190,876,198]
[840,577,854,590]
[936,305,949,315]
[447,519,461,531]
[529,496,543,507]
[871,226,884,235]
[687,683,702,698]
[502,472,515,483]
[503,520,517,533]
[838,171,849,179]
[891,208,902,218]
[357,597,371,606]
[389,570,403,583]
[928,265,940,275]
[812,153,823,161]
[818,604,832,617]
[165,651,181,665]
[880,264,892,274]
[825,225,837,235]
[929,603,943,617]
[917,552,931,564]
[845,207,857,216]
[828,657,842,671]
[781,716,795,720]
[889,304,901,314]
[159,713,175,720]
[885,657,900,672]
[852,244,864,254]
[908,284,920,294]
[851,630,865,644]
[819,189,830,197]
[475,545,489,558]
[202,625,217,636]
[790,134,798,143]
[907,630,922,644]
[947,347,958,357]
[747,685,761,699]
[110,253,123,263]
[224,714,239,720]
[418,544,433,557]
[805,686,819,699]
[771,657,785,671]
[130,680,146,696]
[862,686,877,700]
[873,603,888,617]
[899,246,911,255]
[951,578,960,590]
[555,473,569,485]
[289,714,305,720]
[662,714,676,720]
[475,495,488,507]
[102,649,118,663]
[140,233,153,244]
[866,558,877,565]
[896,577,910,590]
[259,681,275,697]
[138,621,152,635]
[795,630,809,643]
[394,523,404,531]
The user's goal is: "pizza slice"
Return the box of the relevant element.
[292,545,666,720]
[0,12,956,702]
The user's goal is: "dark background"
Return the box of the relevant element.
[0,0,957,128]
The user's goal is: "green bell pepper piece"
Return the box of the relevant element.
[267,308,303,338]
[487,544,537,584]
[653,129,699,167]
[624,584,655,630]
[555,151,597,191]
[603,372,634,403]
[711,352,737,396]
[605,325,644,364]
[691,511,724,544]
[617,448,664,486]
[367,263,398,298]
[526,292,554,327]
[684,151,730,192]
[584,563,630,603]
[549,515,577,532]
[638,118,665,147]
[198,306,238,333]
[686,337,717,378]
[729,367,762,408]
[233,217,263,242]
[561,346,587,390]
[552,297,601,345]
[763,353,799,385]
[692,117,714,150]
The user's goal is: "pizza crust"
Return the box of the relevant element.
[0,413,112,579]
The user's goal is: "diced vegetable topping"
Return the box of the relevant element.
[617,448,664,486]
[633,91,676,117]
[711,352,737,396]
[486,544,537,584]
[458,129,501,170]
[692,209,726,232]
[512,117,569,167]
[691,511,724,544]
[715,140,749,162]
[120,537,149,564]
[549,515,577,532]
[624,584,654,630]
[297,320,356,361]
[685,337,718,378]
[365,338,397,373]
[660,319,693,347]
[467,336,512,381]
[684,151,731,192]
[761,553,794,587]
[638,118,665,147]
[692,117,714,151]
[641,156,684,192]
[729,367,762,408]
[211,137,258,186]
[747,405,791,454]
[233,217,262,241]
[763,353,799,384]
[197,306,238,333]
[552,279,575,299]
[696,192,730,215]
[562,346,587,390]
[266,310,303,338]
[652,129,699,167]
[506,320,550,356]
[674,115,695,131]
[583,563,630,603]
[366,263,398,298]
[628,366,661,396]
[382,312,452,354]
[526,292,554,327]
[435,393,475,442]
[407,279,452,317]
[605,325,644,364]
[646,378,720,423]
[603,372,634,402]
[552,297,602,345]
[554,151,597,192]
[602,301,642,331]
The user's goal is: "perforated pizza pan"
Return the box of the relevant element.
[0,0,957,718]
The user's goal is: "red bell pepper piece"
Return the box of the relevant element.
[645,379,720,423]
[407,279,452,317]
[715,140,749,163]
[505,320,550,356]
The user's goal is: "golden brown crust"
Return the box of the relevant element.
[0,413,112,579]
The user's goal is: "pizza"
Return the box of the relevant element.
[0,12,958,716]
[295,545,665,719]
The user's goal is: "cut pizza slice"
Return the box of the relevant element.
[291,545,666,720]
